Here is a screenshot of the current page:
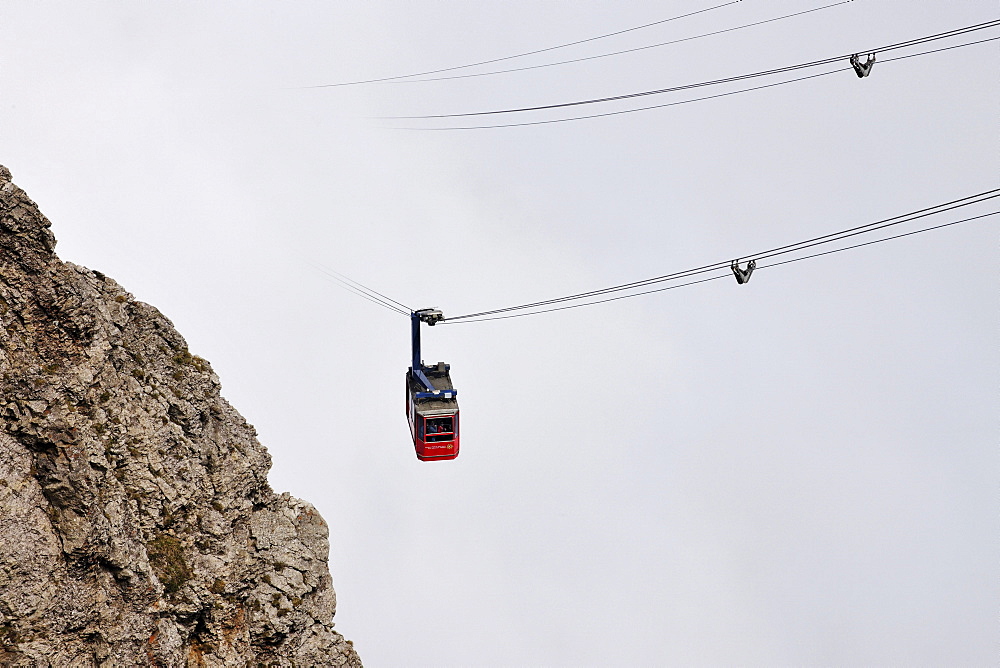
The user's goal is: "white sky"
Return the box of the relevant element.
[2,2,997,666]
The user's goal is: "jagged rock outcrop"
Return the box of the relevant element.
[0,166,362,666]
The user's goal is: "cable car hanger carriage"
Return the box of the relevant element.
[406,308,460,461]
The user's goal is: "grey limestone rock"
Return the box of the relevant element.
[0,166,362,666]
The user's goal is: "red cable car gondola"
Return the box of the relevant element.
[406,309,460,461]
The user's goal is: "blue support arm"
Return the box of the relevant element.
[411,309,455,397]
[411,311,436,392]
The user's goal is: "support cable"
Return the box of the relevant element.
[324,279,409,316]
[320,265,412,311]
[385,20,1000,120]
[393,1,851,85]
[443,190,1000,322]
[301,0,742,88]
[443,210,998,324]
[312,262,412,316]
[395,36,1000,130]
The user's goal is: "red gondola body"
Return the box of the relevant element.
[406,309,460,461]
[406,364,460,461]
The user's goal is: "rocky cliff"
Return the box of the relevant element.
[0,166,362,666]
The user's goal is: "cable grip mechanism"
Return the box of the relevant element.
[414,308,444,326]
[731,259,756,285]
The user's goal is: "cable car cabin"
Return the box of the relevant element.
[406,362,460,461]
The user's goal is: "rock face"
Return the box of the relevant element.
[0,166,362,666]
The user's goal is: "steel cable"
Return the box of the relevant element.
[394,36,1000,130]
[301,0,742,88]
[386,20,1000,120]
[312,262,412,316]
[393,1,851,85]
[444,190,1000,322]
[443,210,998,324]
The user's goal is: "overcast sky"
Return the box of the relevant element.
[2,2,998,666]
